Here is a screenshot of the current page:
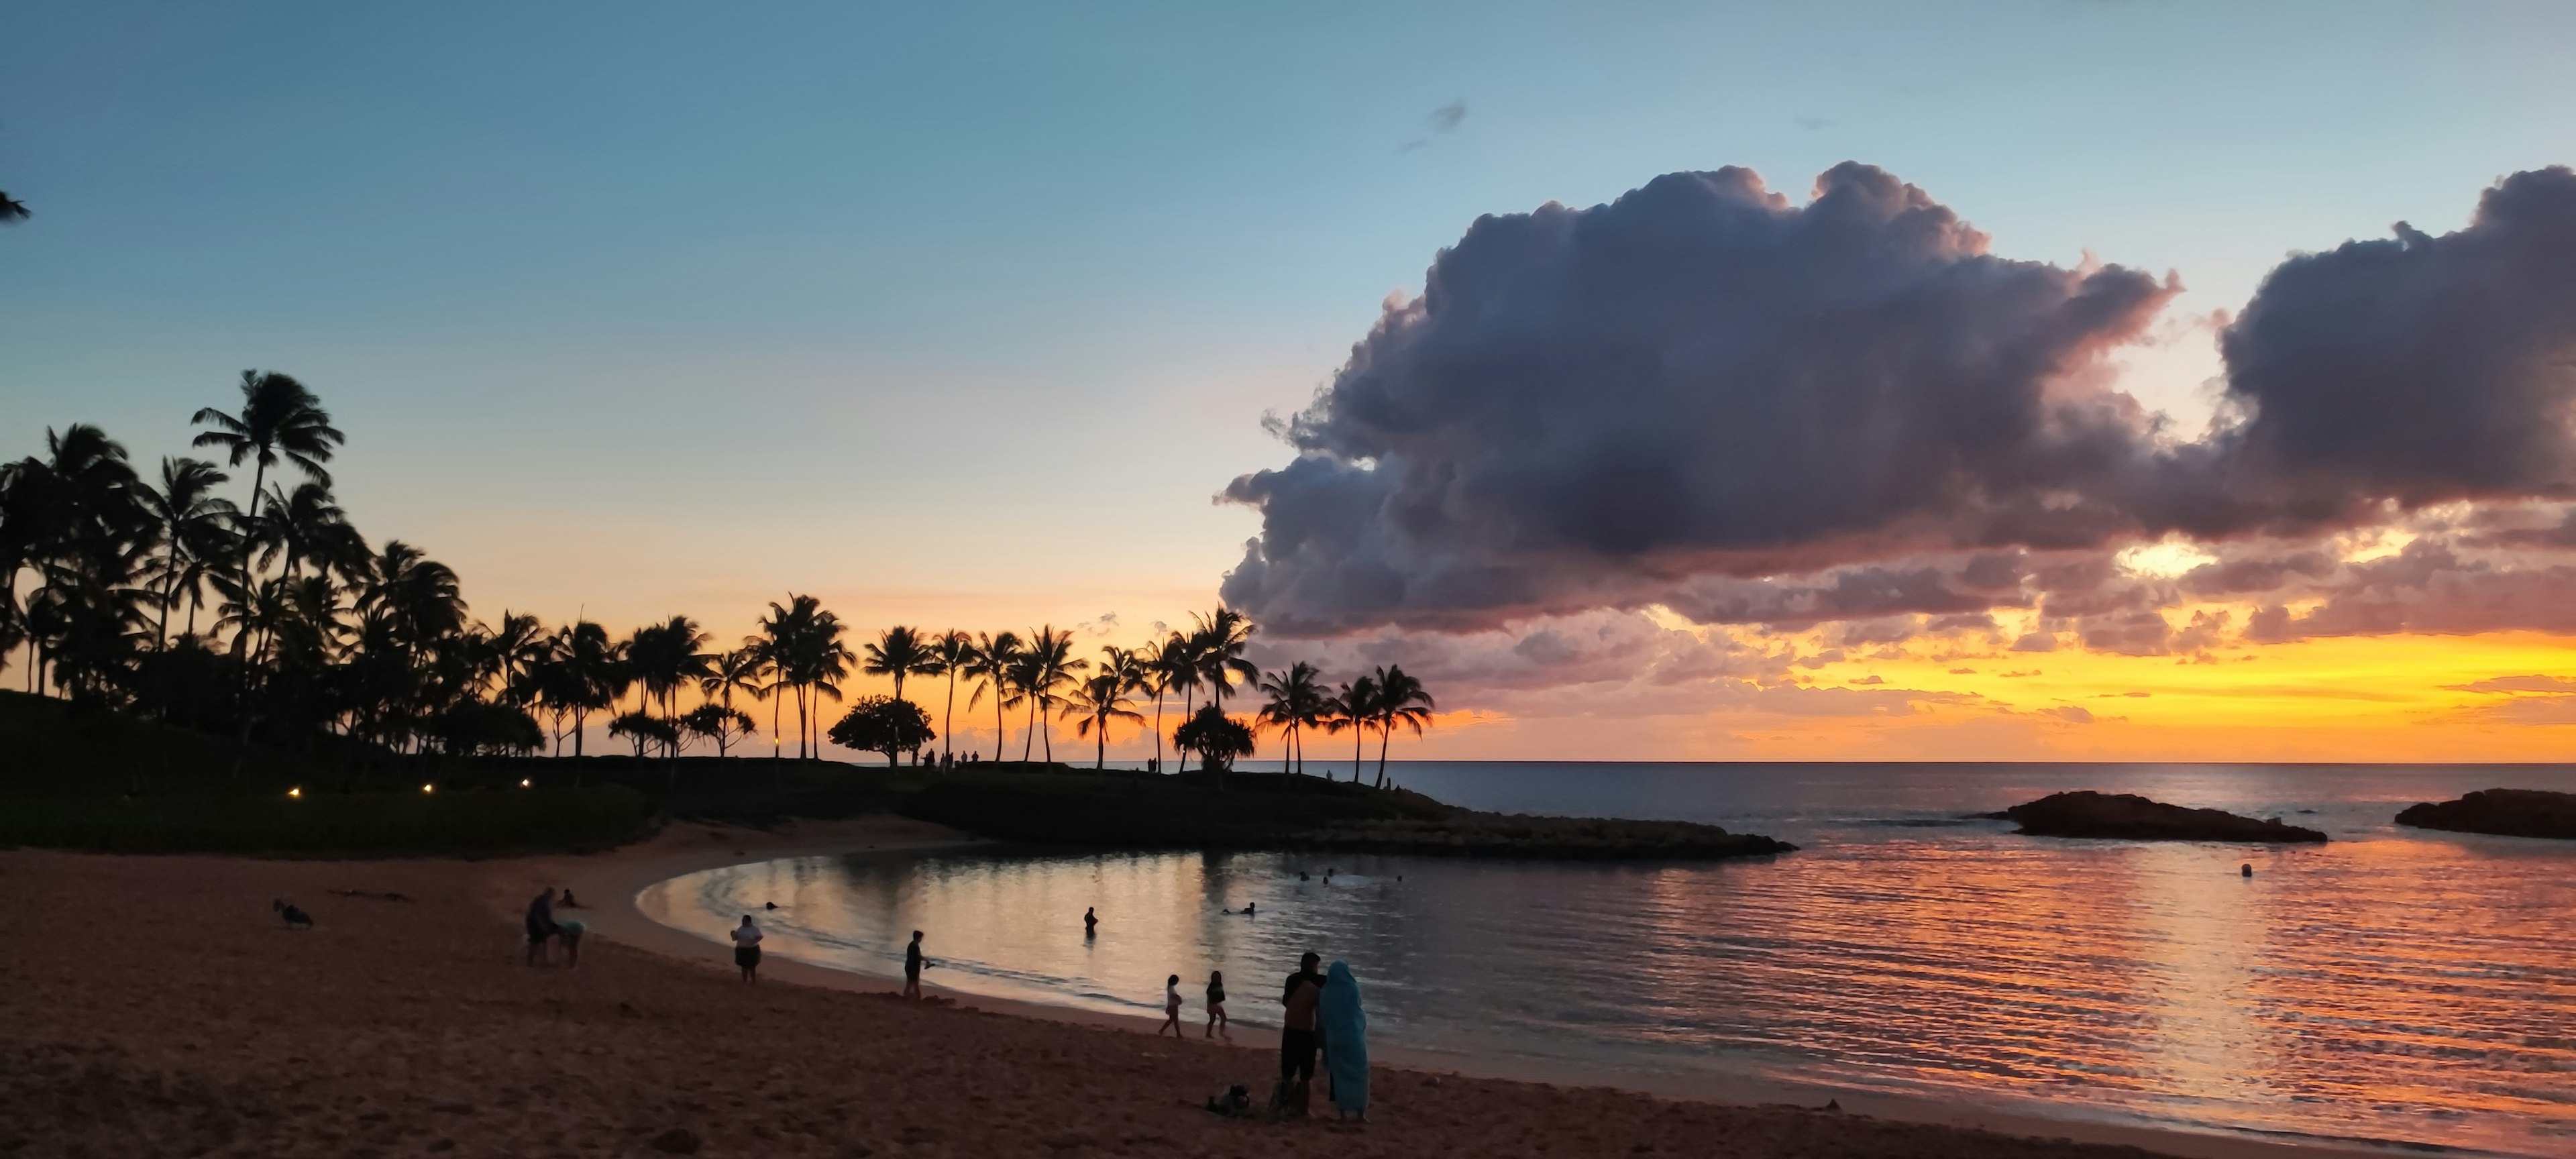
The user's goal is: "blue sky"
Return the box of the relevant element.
[7,0,2575,639]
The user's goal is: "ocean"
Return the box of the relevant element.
[637,761,2576,1155]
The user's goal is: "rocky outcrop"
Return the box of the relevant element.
[1984,791,2328,843]
[2396,789,2576,840]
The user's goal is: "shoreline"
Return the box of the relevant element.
[557,821,2448,1159]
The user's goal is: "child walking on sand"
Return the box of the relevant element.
[903,930,928,999]
[1205,970,1229,1038]
[1159,974,1185,1037]
[732,915,763,982]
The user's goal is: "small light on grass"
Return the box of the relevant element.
[421,783,435,794]
[519,777,532,788]
[287,787,301,799]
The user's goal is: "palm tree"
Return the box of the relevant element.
[863,625,938,704]
[134,457,237,650]
[1156,630,1202,769]
[1063,671,1144,770]
[248,481,366,583]
[483,612,549,706]
[1368,664,1435,788]
[1137,634,1184,773]
[756,596,819,758]
[782,602,849,760]
[627,615,711,757]
[1329,675,1379,784]
[961,630,1022,763]
[189,370,343,533]
[1189,608,1258,712]
[700,646,767,734]
[0,191,28,223]
[554,620,623,757]
[923,630,974,764]
[1258,661,1326,775]
[1016,625,1085,763]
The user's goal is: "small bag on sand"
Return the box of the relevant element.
[1203,1085,1253,1118]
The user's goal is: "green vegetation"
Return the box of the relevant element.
[0,785,653,858]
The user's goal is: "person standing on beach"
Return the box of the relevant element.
[1159,974,1185,1037]
[1205,970,1229,1039]
[903,930,928,998]
[524,887,557,967]
[1278,952,1325,1094]
[731,915,763,982]
[1319,961,1370,1120]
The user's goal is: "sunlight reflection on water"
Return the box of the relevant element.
[639,762,2576,1154]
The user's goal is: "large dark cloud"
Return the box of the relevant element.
[1223,163,2576,638]
[1223,162,2180,632]
[2215,166,2576,516]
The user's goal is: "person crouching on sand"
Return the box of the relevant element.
[525,887,558,966]
[554,917,586,967]
[1205,970,1229,1039]
[732,915,763,982]
[1159,974,1185,1037]
[903,930,928,998]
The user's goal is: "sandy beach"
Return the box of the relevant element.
[0,822,2404,1159]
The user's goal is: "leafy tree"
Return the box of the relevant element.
[608,710,677,759]
[680,703,757,758]
[134,457,237,650]
[828,694,934,767]
[433,700,543,757]
[1172,704,1254,788]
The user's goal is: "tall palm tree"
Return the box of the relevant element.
[1368,664,1435,788]
[1258,661,1326,775]
[1189,608,1258,712]
[782,603,849,760]
[1063,670,1144,770]
[135,457,237,650]
[756,596,818,758]
[1016,625,1085,763]
[554,620,623,757]
[924,630,974,764]
[700,646,767,732]
[1329,675,1379,784]
[863,625,938,704]
[1156,630,1203,769]
[249,481,366,583]
[189,370,343,533]
[627,615,711,756]
[482,612,548,706]
[1137,634,1183,773]
[961,630,1022,763]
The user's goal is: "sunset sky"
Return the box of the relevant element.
[9,2,2576,761]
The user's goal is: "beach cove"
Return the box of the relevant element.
[0,814,2412,1159]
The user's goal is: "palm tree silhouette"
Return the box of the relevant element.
[136,457,237,650]
[0,191,27,222]
[1258,661,1326,775]
[1330,675,1379,784]
[1368,664,1435,788]
[923,630,975,765]
[1017,625,1086,763]
[189,370,343,534]
[1063,670,1144,769]
[1189,608,1258,712]
[627,615,711,757]
[1137,634,1185,773]
[863,625,938,705]
[700,645,767,728]
[553,620,623,757]
[961,630,1022,763]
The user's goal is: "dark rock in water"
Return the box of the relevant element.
[1984,791,2328,843]
[2396,789,2576,840]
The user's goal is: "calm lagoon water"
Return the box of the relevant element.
[639,762,2576,1155]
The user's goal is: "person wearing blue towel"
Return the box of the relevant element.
[1318,960,1368,1121]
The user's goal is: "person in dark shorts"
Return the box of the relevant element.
[1279,952,1325,1085]
[1205,970,1230,1039]
[524,887,557,966]
[731,914,763,982]
[903,930,928,998]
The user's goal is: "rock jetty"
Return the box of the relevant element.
[2396,789,2576,840]
[1983,791,2328,842]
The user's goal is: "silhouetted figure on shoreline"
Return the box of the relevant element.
[1159,974,1185,1036]
[732,914,763,982]
[904,930,928,998]
[1084,907,1097,937]
[1205,970,1230,1039]
[525,887,557,966]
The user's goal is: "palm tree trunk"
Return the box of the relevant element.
[1150,683,1165,773]
[771,692,782,759]
[1021,699,1036,763]
[1095,726,1105,771]
[992,683,1007,762]
[1354,726,1364,784]
[942,671,957,763]
[1377,723,1391,789]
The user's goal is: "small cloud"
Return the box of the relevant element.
[1947,667,1978,675]
[1794,115,1834,131]
[2000,669,2042,677]
[2039,705,2096,724]
[1850,674,1884,685]
[2445,674,2576,694]
[2094,691,2153,698]
[2011,632,2059,653]
[1430,101,1468,133]
[1081,612,1121,637]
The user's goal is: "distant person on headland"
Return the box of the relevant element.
[731,915,763,982]
[1205,970,1230,1039]
[1278,952,1326,1100]
[1320,960,1369,1120]
[555,917,587,967]
[1159,974,1185,1036]
[524,887,557,967]
[1083,907,1097,937]
[903,930,928,998]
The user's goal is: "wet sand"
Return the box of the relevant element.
[0,822,2398,1158]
